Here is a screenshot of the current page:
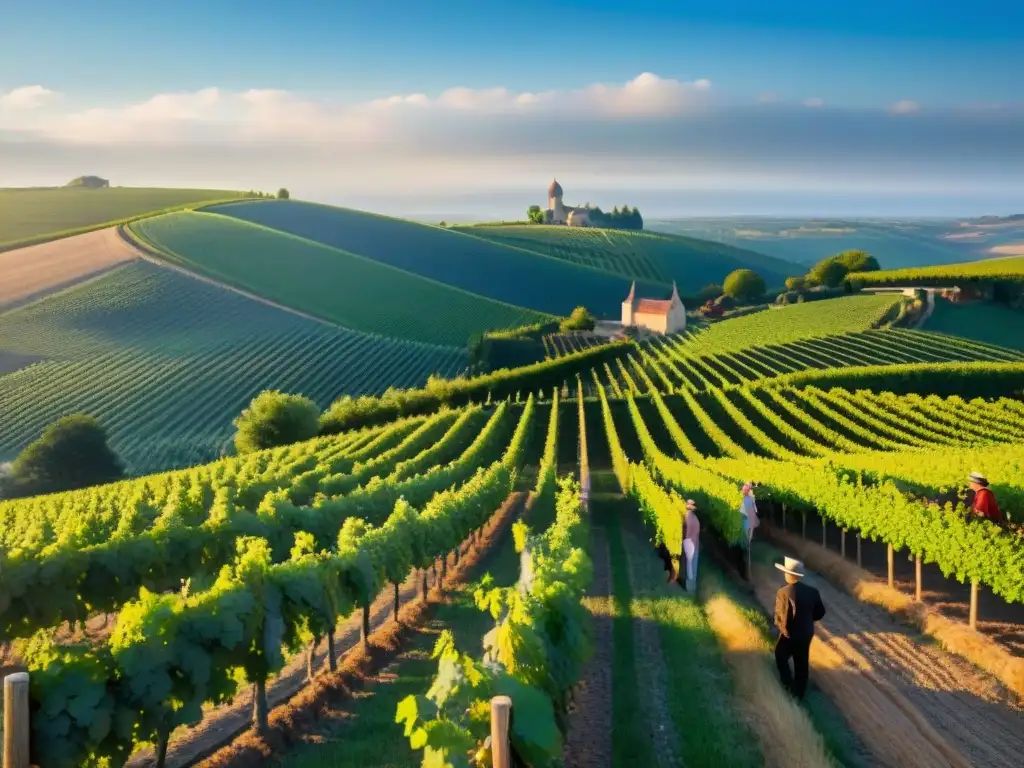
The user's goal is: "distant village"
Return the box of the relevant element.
[528,178,644,230]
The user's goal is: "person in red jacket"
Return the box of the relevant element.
[969,472,1003,524]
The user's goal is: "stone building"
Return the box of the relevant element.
[621,281,686,334]
[544,178,591,226]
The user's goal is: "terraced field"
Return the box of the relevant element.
[0,186,247,249]
[205,199,663,316]
[461,224,798,290]
[0,261,466,473]
[851,255,1024,286]
[130,211,549,346]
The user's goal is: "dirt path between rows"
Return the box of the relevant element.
[750,556,1024,768]
[563,522,613,768]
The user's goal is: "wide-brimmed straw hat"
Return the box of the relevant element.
[742,481,753,493]
[968,472,989,487]
[685,499,697,510]
[774,557,805,578]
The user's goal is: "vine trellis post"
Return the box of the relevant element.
[4,672,29,768]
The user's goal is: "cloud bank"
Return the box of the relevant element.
[2,73,1023,213]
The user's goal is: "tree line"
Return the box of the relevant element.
[527,203,644,230]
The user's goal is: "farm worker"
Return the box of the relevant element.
[968,472,1003,524]
[773,557,826,701]
[683,499,701,592]
[739,481,760,547]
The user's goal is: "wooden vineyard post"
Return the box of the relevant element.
[421,570,428,601]
[252,679,269,736]
[841,529,846,559]
[781,504,787,532]
[821,517,827,548]
[361,603,371,650]
[969,580,979,630]
[326,627,337,672]
[490,696,513,768]
[914,555,922,602]
[887,543,895,589]
[856,534,862,568]
[394,582,401,622]
[801,511,807,540]
[4,672,30,768]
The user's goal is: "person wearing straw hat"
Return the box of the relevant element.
[774,557,826,700]
[968,472,1003,524]
[682,499,701,592]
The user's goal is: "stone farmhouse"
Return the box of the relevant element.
[621,281,687,334]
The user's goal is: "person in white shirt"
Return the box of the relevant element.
[740,482,759,548]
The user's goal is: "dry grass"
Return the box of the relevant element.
[198,493,523,768]
[767,526,1024,700]
[700,570,835,768]
[0,227,139,307]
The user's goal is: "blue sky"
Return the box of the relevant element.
[2,1,1023,215]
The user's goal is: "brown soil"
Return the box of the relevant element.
[563,521,613,768]
[126,494,525,768]
[0,227,139,309]
[774,507,1024,656]
[750,546,1024,767]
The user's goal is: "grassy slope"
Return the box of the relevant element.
[130,211,549,347]
[461,224,799,292]
[851,255,1024,285]
[678,294,902,356]
[206,200,663,317]
[0,261,465,473]
[925,300,1024,352]
[0,187,248,250]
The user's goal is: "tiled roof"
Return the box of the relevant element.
[636,299,672,315]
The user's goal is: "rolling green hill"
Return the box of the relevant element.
[850,255,1024,286]
[129,211,549,346]
[204,199,664,316]
[458,224,799,291]
[0,260,466,473]
[0,187,249,250]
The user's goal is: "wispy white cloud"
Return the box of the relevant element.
[803,97,824,108]
[0,85,58,110]
[888,99,920,115]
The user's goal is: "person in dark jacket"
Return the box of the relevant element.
[774,557,826,700]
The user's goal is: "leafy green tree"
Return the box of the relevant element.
[723,269,766,302]
[233,391,320,454]
[836,249,880,273]
[698,283,723,302]
[560,306,596,332]
[277,188,290,200]
[807,256,849,287]
[6,415,123,497]
[527,205,545,224]
[785,276,807,291]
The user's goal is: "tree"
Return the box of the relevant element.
[807,256,849,288]
[785,276,807,292]
[560,306,596,332]
[277,188,290,200]
[835,250,880,273]
[723,269,766,302]
[527,205,545,224]
[233,391,320,454]
[5,415,123,497]
[698,283,723,302]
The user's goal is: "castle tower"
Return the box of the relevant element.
[548,178,566,224]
